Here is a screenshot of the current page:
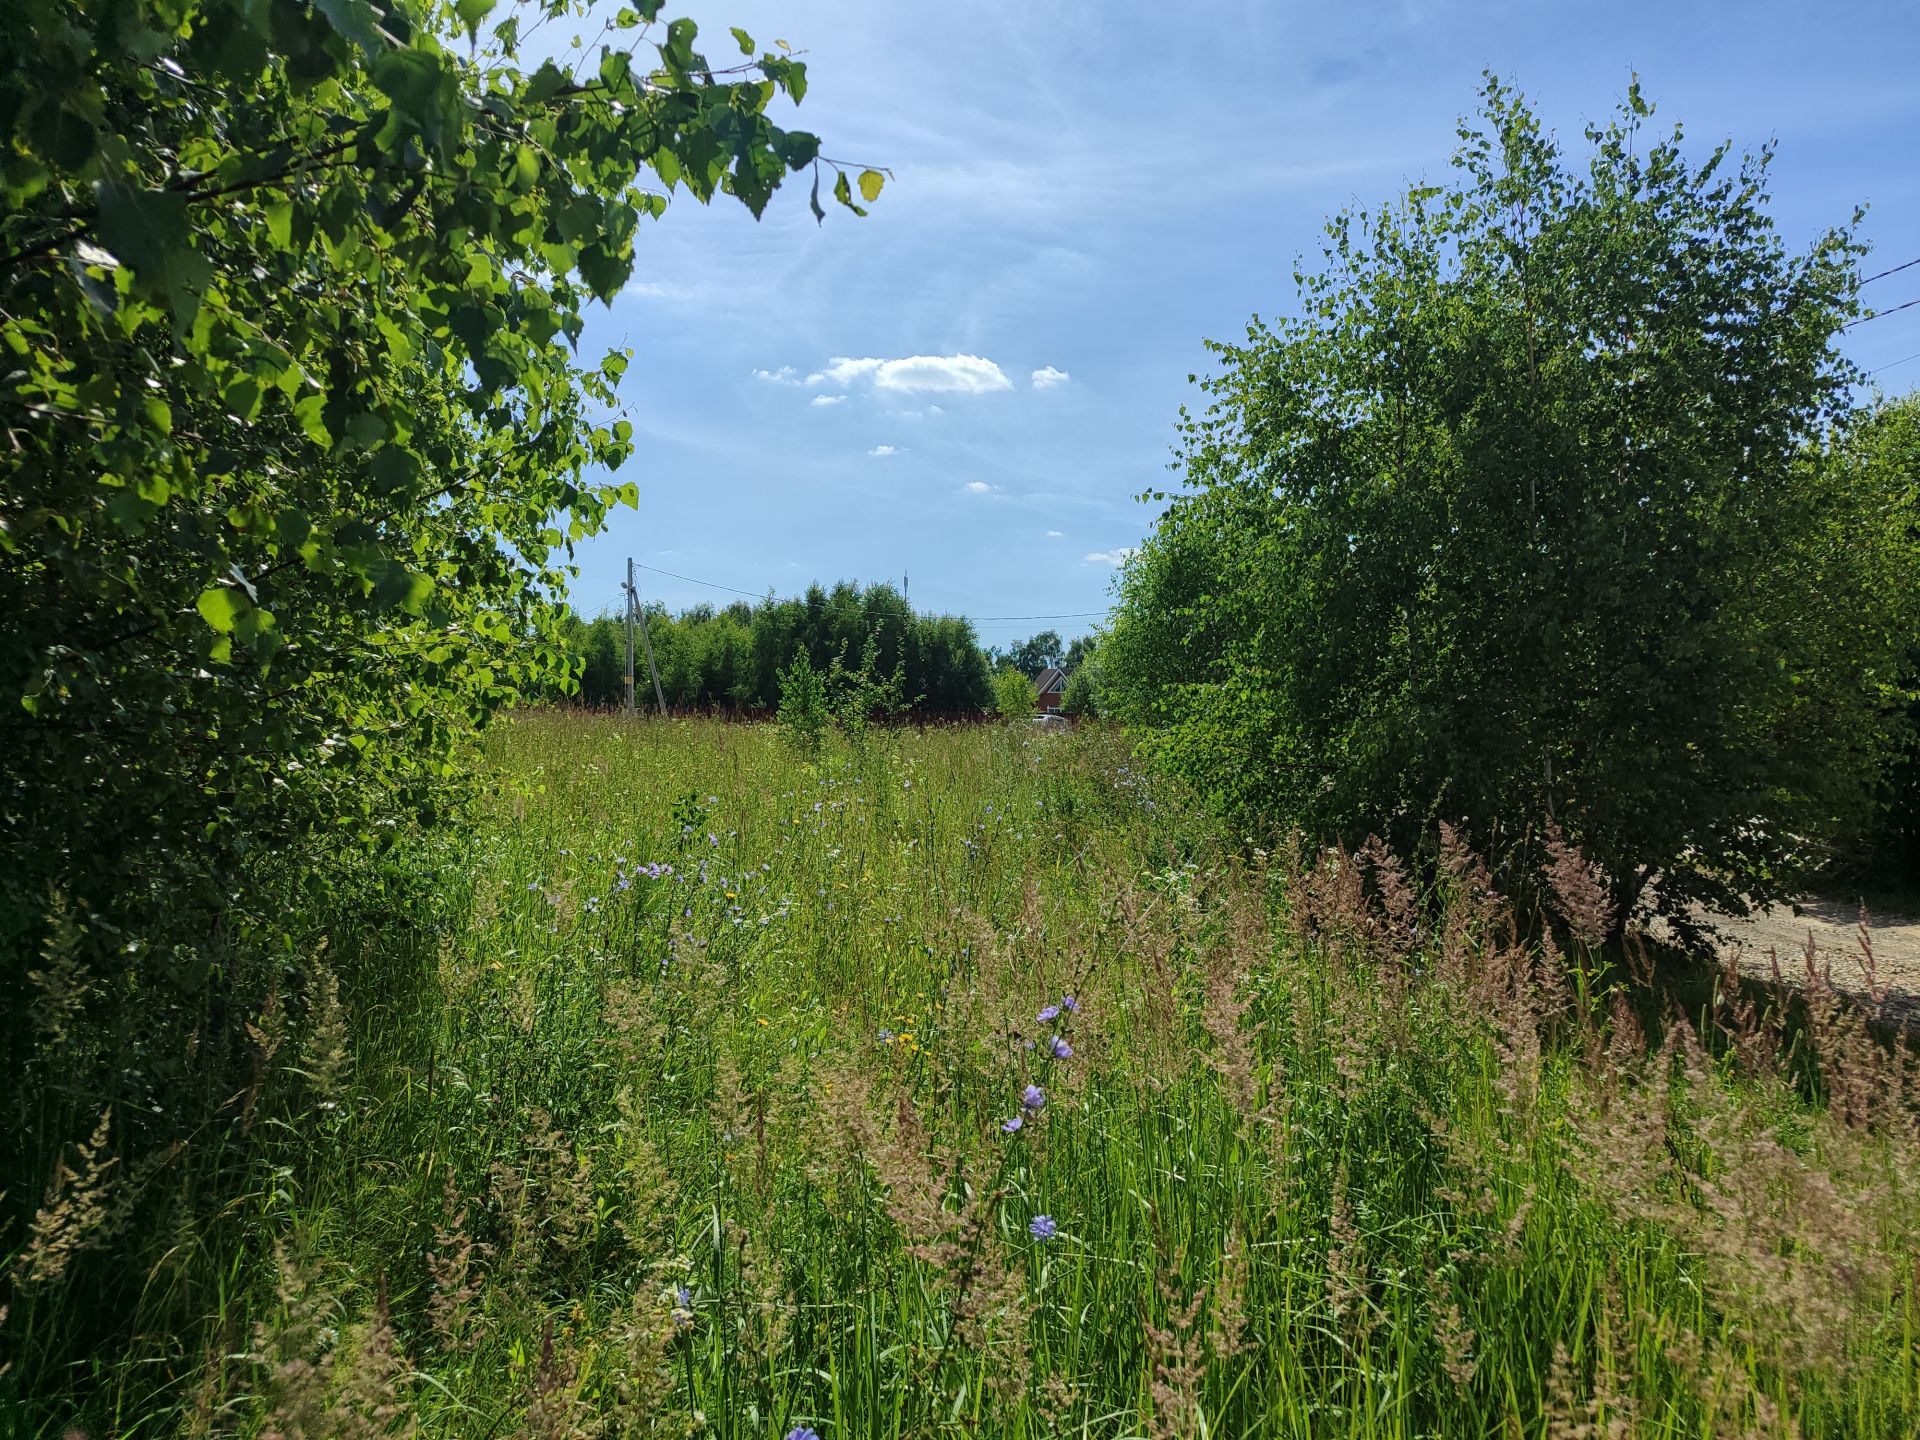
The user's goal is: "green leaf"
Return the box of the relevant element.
[264,199,292,249]
[196,586,250,634]
[730,26,754,55]
[832,169,866,217]
[93,181,188,280]
[373,562,435,615]
[312,0,382,49]
[293,394,333,448]
[456,0,497,38]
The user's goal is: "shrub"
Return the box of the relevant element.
[1062,658,1102,718]
[1108,77,1917,929]
[776,653,832,754]
[992,667,1038,720]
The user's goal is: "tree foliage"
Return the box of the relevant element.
[1061,649,1103,717]
[988,628,1063,678]
[1,0,873,965]
[992,666,1037,720]
[1839,394,1920,882]
[563,580,994,714]
[1108,78,1915,925]
[0,0,876,1343]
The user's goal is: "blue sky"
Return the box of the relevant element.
[563,0,1920,642]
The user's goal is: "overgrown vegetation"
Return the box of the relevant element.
[5,716,1914,1436]
[564,581,993,714]
[0,0,875,1403]
[6,29,1918,1437]
[1107,78,1919,928]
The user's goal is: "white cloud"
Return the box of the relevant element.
[1046,529,1064,538]
[807,354,1011,395]
[869,444,899,458]
[1084,547,1137,567]
[1031,365,1071,390]
[809,357,884,387]
[965,481,997,494]
[810,394,846,408]
[753,366,801,385]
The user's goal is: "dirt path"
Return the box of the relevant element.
[1693,894,1920,1025]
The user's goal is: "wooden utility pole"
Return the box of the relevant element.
[623,557,637,716]
[636,589,666,716]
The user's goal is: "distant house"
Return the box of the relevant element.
[1033,667,1068,712]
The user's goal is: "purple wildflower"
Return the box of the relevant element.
[1061,994,1079,1013]
[1022,1084,1046,1112]
[786,1428,820,1440]
[1050,1035,1073,1059]
[1037,1004,1061,1023]
[1028,1215,1057,1240]
[1002,1115,1024,1133]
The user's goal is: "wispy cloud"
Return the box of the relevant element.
[753,366,801,385]
[1084,547,1136,567]
[808,354,1012,395]
[810,394,847,407]
[965,481,998,494]
[1046,529,1064,538]
[1031,365,1070,390]
[869,444,900,458]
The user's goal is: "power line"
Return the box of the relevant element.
[633,561,764,598]
[1861,255,1920,286]
[1846,295,1920,328]
[1869,349,1920,375]
[971,611,1110,622]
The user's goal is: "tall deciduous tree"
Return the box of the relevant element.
[1109,78,1916,929]
[1,0,879,974]
[0,0,883,1291]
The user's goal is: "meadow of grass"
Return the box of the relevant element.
[7,713,1919,1438]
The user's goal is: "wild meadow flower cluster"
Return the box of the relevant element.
[4,714,1917,1438]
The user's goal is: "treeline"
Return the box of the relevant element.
[563,581,998,714]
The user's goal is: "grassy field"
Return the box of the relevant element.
[9,713,1919,1438]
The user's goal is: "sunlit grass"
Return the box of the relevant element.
[8,713,1917,1438]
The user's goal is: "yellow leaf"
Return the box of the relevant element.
[857,169,884,203]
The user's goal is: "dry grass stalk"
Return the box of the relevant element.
[1143,1268,1209,1440]
[520,1318,589,1440]
[25,891,90,1048]
[331,1280,416,1440]
[1356,835,1420,953]
[255,1245,336,1440]
[1208,1221,1253,1364]
[1324,1171,1375,1344]
[302,966,351,1113]
[612,1091,677,1256]
[522,1108,597,1262]
[14,1107,119,1292]
[1201,953,1259,1121]
[728,1216,794,1375]
[427,1172,490,1354]
[952,1226,1032,1417]
[1426,1262,1477,1392]
[1540,822,1613,952]
[604,1274,691,1440]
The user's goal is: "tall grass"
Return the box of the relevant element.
[4,714,1916,1437]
